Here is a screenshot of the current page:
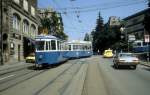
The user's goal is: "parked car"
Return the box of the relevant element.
[25,53,35,63]
[113,53,140,69]
[103,49,113,58]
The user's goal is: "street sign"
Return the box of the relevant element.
[128,35,135,42]
[144,35,150,42]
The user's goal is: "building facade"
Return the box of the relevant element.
[108,16,120,27]
[123,9,149,40]
[1,0,38,64]
[38,8,64,36]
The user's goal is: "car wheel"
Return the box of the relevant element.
[26,60,28,63]
[114,64,118,69]
[132,65,137,70]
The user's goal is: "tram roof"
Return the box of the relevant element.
[35,35,58,40]
[67,40,92,44]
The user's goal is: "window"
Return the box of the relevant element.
[31,6,35,16]
[23,0,28,11]
[49,41,51,50]
[57,41,60,50]
[51,40,56,50]
[14,0,20,4]
[69,45,71,50]
[36,41,44,51]
[13,14,20,31]
[23,20,29,34]
[45,41,49,50]
[31,25,36,36]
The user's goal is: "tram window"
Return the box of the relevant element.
[51,40,56,50]
[46,41,49,50]
[73,45,77,50]
[69,45,71,50]
[49,41,51,50]
[57,41,60,50]
[36,41,44,50]
[143,42,147,46]
[137,43,141,46]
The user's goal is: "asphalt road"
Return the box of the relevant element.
[0,56,150,95]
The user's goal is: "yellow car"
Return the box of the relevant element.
[25,53,35,63]
[103,49,113,58]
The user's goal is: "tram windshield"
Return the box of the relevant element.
[36,41,45,51]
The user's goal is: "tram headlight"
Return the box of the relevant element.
[39,55,43,60]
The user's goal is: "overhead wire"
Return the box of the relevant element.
[55,0,147,14]
[52,0,80,34]
[45,0,148,38]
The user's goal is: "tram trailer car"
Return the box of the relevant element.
[66,40,93,59]
[35,35,68,67]
[132,40,150,53]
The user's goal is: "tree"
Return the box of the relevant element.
[84,33,90,41]
[40,10,68,40]
[92,12,104,53]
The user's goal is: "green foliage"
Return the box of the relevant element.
[84,33,90,41]
[40,10,68,40]
[92,12,125,54]
[92,12,104,52]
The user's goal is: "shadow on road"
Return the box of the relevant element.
[141,67,150,72]
[27,61,66,70]
[111,65,136,70]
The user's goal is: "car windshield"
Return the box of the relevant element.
[119,53,134,57]
[29,54,35,57]
[105,50,112,54]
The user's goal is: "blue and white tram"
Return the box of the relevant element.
[35,35,68,67]
[66,40,93,58]
[132,40,150,53]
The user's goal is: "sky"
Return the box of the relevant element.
[38,0,149,41]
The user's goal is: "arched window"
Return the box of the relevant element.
[23,20,29,34]
[31,24,36,36]
[13,14,20,31]
[23,0,28,11]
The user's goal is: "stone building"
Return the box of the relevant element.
[108,16,120,27]
[0,0,39,64]
[123,8,149,40]
[38,8,64,36]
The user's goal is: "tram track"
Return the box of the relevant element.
[0,64,33,76]
[59,63,83,95]
[34,59,82,95]
[0,69,47,92]
[81,65,89,95]
[0,69,34,84]
[81,56,109,95]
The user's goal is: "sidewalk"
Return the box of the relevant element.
[140,61,150,67]
[0,61,29,71]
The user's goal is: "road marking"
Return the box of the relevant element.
[0,75,15,81]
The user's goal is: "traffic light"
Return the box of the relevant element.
[144,11,150,34]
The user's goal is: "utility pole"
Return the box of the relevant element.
[0,0,3,65]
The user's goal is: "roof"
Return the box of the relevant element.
[35,35,57,40]
[67,40,92,44]
[123,8,150,20]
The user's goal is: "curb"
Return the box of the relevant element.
[0,61,28,71]
[140,63,150,67]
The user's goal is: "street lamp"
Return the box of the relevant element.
[120,27,129,52]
